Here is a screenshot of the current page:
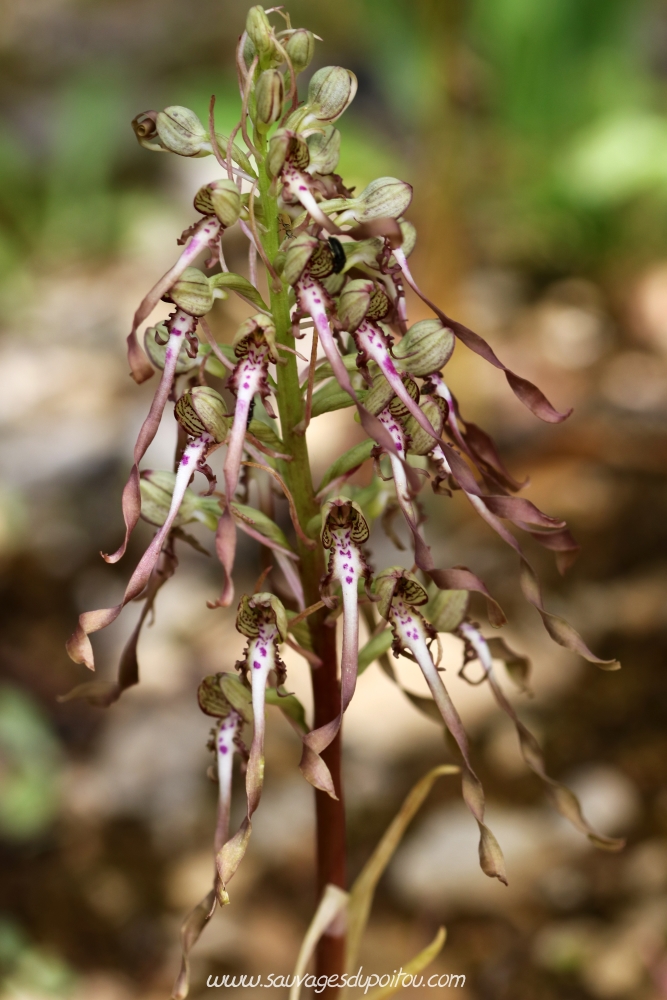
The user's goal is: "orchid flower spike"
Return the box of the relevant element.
[375,567,507,885]
[299,499,372,796]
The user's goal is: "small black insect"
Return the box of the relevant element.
[246,397,256,429]
[328,237,346,274]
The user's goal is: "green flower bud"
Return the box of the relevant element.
[140,470,198,528]
[194,179,242,228]
[338,280,391,330]
[307,66,358,123]
[246,6,274,57]
[243,34,256,68]
[282,232,318,285]
[233,313,278,361]
[165,267,214,317]
[338,279,374,332]
[321,271,346,296]
[174,386,230,443]
[364,371,418,416]
[236,591,288,643]
[394,319,455,377]
[255,69,285,129]
[144,323,199,374]
[387,376,420,420]
[354,177,413,221]
[375,566,429,621]
[307,126,341,176]
[244,6,282,68]
[338,238,384,273]
[140,470,221,529]
[156,106,209,157]
[404,397,447,455]
[267,129,310,177]
[284,29,315,73]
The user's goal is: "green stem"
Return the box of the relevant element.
[257,157,346,985]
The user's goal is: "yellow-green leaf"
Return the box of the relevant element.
[358,630,392,676]
[318,440,374,493]
[345,764,459,975]
[361,927,447,1000]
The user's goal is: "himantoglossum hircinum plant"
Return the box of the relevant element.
[62,5,625,996]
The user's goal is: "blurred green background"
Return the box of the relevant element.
[2,1,667,998]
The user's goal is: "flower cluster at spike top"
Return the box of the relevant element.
[62,6,623,997]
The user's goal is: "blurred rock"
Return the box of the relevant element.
[600,350,667,411]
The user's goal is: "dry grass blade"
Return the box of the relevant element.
[290,885,349,1000]
[360,927,447,1000]
[345,764,459,977]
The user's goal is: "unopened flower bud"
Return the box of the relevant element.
[194,179,242,228]
[307,66,358,123]
[354,177,413,221]
[140,469,220,530]
[387,376,420,420]
[338,279,374,332]
[246,6,280,65]
[267,129,310,177]
[255,69,285,129]
[140,469,198,528]
[282,232,319,285]
[307,126,341,176]
[243,34,256,68]
[285,29,315,73]
[394,319,455,377]
[363,371,418,416]
[175,386,230,442]
[233,313,278,361]
[156,106,209,157]
[375,566,429,621]
[165,267,214,317]
[144,322,199,374]
[404,397,447,455]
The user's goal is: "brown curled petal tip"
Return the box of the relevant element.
[348,217,403,247]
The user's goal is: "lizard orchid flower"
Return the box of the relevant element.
[300,499,372,795]
[375,567,507,885]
